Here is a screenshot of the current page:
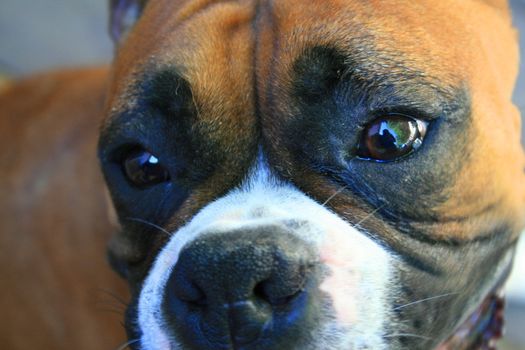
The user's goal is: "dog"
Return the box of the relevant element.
[1,0,524,349]
[0,68,130,349]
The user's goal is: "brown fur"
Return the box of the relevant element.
[0,68,128,349]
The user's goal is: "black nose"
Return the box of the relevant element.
[162,227,318,349]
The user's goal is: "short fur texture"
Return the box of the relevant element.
[1,1,524,349]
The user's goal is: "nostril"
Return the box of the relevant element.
[178,283,207,307]
[167,268,207,307]
[253,281,270,302]
[270,289,304,307]
[254,279,306,307]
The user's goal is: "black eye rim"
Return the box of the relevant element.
[110,144,171,189]
[355,113,429,163]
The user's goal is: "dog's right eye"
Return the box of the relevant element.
[121,149,170,187]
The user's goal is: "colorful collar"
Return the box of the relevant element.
[437,294,505,350]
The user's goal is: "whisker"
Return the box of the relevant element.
[96,288,128,307]
[96,307,125,316]
[384,333,434,341]
[322,185,348,206]
[355,204,385,226]
[394,292,460,311]
[115,338,140,350]
[125,217,171,236]
[95,300,126,311]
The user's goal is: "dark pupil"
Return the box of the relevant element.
[123,150,169,186]
[360,116,418,161]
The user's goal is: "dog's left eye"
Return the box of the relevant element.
[122,149,170,187]
[356,114,428,162]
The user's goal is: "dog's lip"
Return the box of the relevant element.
[435,293,505,350]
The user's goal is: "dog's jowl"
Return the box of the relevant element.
[95,1,525,349]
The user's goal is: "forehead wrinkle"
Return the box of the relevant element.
[326,30,463,104]
[109,0,257,104]
[171,0,244,24]
[336,52,466,117]
[291,43,471,125]
[254,1,474,119]
[108,1,258,116]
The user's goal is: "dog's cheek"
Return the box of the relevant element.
[319,226,395,330]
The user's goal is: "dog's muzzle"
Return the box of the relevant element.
[162,227,319,348]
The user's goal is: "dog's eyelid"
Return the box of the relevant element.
[367,104,440,122]
[109,143,152,163]
[340,71,468,122]
[98,117,158,162]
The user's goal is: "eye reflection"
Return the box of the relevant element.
[357,115,427,162]
[122,149,170,187]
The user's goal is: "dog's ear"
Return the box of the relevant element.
[109,0,148,44]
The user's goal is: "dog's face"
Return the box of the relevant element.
[98,1,525,349]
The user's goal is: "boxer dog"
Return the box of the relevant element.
[1,0,524,349]
[97,0,525,349]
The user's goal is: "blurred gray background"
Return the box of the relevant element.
[0,0,524,348]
